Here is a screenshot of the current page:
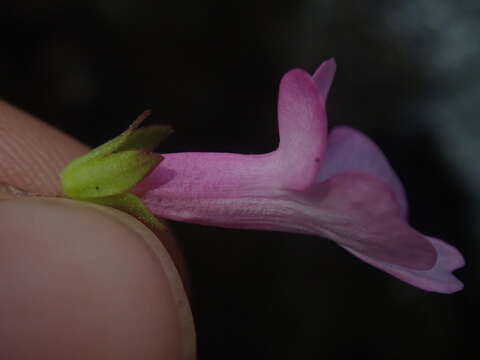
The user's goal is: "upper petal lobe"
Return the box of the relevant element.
[317,126,408,217]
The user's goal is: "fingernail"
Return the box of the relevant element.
[0,197,195,360]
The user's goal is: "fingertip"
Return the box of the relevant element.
[0,197,195,359]
[0,101,89,195]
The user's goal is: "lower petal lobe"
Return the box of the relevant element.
[305,173,436,270]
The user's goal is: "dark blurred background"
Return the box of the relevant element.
[1,1,478,359]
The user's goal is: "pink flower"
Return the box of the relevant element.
[135,59,465,293]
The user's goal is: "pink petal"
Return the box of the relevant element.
[312,58,337,101]
[342,236,465,293]
[136,68,327,196]
[134,61,464,293]
[275,69,327,191]
[141,165,436,272]
[134,152,276,200]
[316,126,408,217]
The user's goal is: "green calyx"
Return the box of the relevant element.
[60,110,172,232]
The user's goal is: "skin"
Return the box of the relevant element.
[0,101,195,360]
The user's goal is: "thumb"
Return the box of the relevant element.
[0,196,195,360]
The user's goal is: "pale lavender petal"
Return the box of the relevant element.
[342,236,465,293]
[312,58,337,101]
[302,173,436,270]
[317,126,408,217]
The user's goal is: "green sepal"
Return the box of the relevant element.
[89,192,167,233]
[60,110,171,231]
[61,110,172,172]
[61,150,162,198]
[61,110,171,199]
[116,124,173,153]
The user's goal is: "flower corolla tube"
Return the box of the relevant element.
[132,59,465,293]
